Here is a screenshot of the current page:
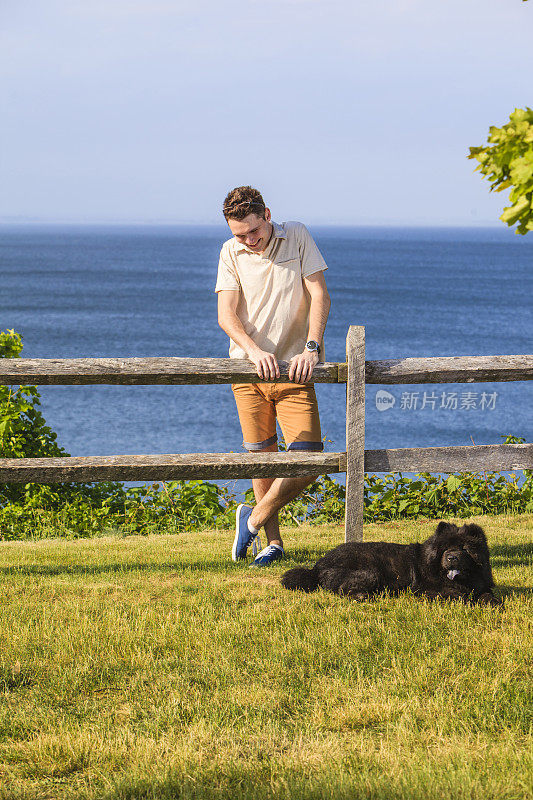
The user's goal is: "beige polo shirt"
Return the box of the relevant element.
[215,221,328,362]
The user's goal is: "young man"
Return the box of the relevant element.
[215,186,331,567]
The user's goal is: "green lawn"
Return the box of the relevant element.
[0,515,531,800]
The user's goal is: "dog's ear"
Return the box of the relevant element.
[459,525,494,585]
[461,523,486,541]
[434,521,459,537]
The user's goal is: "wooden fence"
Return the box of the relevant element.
[1,326,532,542]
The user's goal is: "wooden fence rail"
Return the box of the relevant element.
[1,354,531,385]
[1,444,531,482]
[1,326,532,542]
[0,358,341,385]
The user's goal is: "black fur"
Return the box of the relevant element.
[281,522,501,606]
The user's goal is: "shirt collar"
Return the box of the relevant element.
[234,221,286,253]
[271,221,286,240]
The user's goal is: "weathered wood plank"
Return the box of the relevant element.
[0,444,530,484]
[364,443,533,472]
[345,326,365,543]
[0,452,347,483]
[358,354,533,385]
[2,354,531,386]
[0,357,340,385]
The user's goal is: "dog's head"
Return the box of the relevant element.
[423,521,494,587]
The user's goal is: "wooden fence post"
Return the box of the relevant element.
[345,326,365,542]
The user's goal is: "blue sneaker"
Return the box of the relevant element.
[250,544,284,568]
[232,504,258,561]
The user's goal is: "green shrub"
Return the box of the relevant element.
[0,329,124,509]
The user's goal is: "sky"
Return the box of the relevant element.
[1,0,532,226]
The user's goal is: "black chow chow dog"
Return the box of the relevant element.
[281,522,501,606]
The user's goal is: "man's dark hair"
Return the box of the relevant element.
[223,186,266,221]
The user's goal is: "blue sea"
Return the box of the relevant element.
[1,224,532,487]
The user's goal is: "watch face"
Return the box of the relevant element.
[306,341,319,351]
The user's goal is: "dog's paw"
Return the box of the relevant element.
[477,592,503,608]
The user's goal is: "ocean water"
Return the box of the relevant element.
[1,224,532,485]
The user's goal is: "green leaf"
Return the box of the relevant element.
[500,195,531,225]
[446,475,461,492]
[469,107,533,234]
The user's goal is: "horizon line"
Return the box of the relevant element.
[0,218,506,229]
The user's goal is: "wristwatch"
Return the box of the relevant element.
[305,340,321,355]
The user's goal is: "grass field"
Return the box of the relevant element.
[0,514,531,800]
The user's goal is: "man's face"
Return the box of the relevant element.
[227,209,273,253]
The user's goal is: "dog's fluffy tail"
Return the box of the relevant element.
[281,566,319,593]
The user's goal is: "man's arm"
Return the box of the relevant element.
[217,290,280,380]
[288,270,331,384]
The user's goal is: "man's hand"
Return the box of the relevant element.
[249,348,280,380]
[288,349,319,384]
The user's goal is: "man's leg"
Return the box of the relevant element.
[231,382,283,560]
[249,472,318,531]
[249,382,322,535]
[232,381,321,564]
[251,442,283,549]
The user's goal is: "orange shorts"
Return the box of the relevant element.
[231,382,323,452]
